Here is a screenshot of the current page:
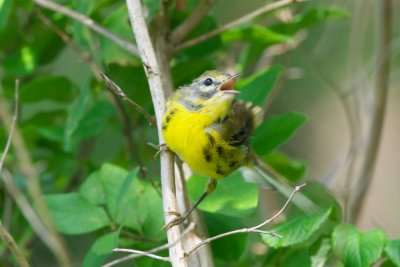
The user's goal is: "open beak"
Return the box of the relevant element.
[219,73,240,94]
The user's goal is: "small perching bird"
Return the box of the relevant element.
[161,70,263,229]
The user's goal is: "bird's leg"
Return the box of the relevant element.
[162,178,217,230]
[153,143,170,158]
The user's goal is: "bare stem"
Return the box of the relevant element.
[0,81,30,267]
[0,82,72,267]
[170,0,217,44]
[350,0,392,223]
[185,184,306,256]
[33,0,139,56]
[175,0,303,51]
[103,223,195,267]
[100,73,156,126]
[125,1,187,266]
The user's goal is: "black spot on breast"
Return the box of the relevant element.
[162,124,167,131]
[229,160,238,168]
[203,147,212,162]
[206,133,215,145]
[216,146,223,156]
[166,116,171,123]
[216,165,224,175]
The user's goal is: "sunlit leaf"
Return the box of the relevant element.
[187,171,258,217]
[83,231,119,267]
[237,66,283,106]
[332,224,386,267]
[262,208,331,248]
[385,240,400,267]
[45,193,110,234]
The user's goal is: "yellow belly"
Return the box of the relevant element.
[162,102,246,178]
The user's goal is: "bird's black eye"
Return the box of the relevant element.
[203,78,213,86]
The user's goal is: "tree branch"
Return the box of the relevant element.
[170,0,217,44]
[33,0,139,56]
[125,1,187,266]
[175,0,304,51]
[0,81,30,267]
[185,184,306,256]
[350,0,392,223]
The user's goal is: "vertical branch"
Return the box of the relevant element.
[348,0,392,223]
[125,1,187,266]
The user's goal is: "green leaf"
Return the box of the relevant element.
[271,6,348,36]
[45,193,110,234]
[101,6,136,64]
[3,46,37,75]
[187,171,258,217]
[311,238,332,267]
[251,112,307,155]
[63,84,90,151]
[222,25,290,46]
[301,181,342,222]
[385,240,400,267]
[262,151,306,182]
[99,164,164,238]
[204,212,247,261]
[19,76,75,103]
[281,249,311,267]
[262,208,331,248]
[237,66,283,106]
[79,170,106,206]
[71,101,115,140]
[332,224,386,267]
[0,0,13,29]
[83,231,119,267]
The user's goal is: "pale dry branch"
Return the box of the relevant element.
[350,0,392,223]
[103,223,195,267]
[170,0,217,44]
[0,82,72,267]
[125,0,187,266]
[0,81,30,267]
[175,0,305,51]
[185,184,306,257]
[33,0,139,56]
[100,73,156,126]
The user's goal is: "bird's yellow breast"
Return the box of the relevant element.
[162,100,246,179]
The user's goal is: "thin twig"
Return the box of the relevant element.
[100,73,156,126]
[0,81,30,267]
[33,0,139,56]
[125,1,187,266]
[185,184,306,257]
[112,249,169,262]
[0,221,30,267]
[0,82,72,267]
[35,9,102,80]
[170,0,217,44]
[103,223,195,267]
[175,0,304,51]
[350,0,392,223]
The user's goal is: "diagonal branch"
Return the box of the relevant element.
[170,0,217,44]
[175,0,304,51]
[125,1,187,266]
[33,0,139,56]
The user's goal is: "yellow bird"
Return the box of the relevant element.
[161,70,262,229]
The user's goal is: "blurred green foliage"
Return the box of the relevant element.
[0,1,398,267]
